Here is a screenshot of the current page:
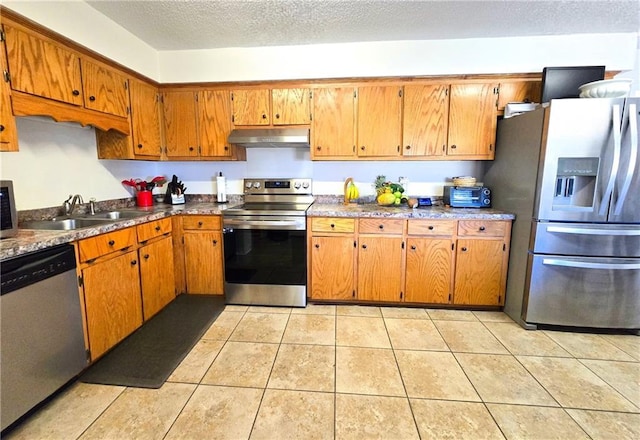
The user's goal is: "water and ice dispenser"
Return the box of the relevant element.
[553,157,599,210]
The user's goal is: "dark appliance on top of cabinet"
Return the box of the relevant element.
[222,178,314,307]
[484,97,640,331]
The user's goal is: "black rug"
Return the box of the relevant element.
[80,294,225,389]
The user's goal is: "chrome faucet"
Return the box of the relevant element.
[64,194,84,215]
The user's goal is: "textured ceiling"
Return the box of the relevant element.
[85,0,640,51]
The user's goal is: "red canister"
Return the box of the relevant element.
[136,190,153,207]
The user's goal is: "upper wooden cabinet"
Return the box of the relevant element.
[162,90,199,157]
[447,83,499,159]
[0,33,18,152]
[311,87,356,158]
[231,89,270,125]
[497,80,541,111]
[80,58,128,118]
[231,87,310,126]
[198,89,234,157]
[356,85,403,157]
[402,84,449,157]
[130,78,161,157]
[4,24,83,106]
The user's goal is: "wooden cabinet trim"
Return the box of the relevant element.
[358,218,405,235]
[182,215,222,230]
[78,227,137,263]
[311,217,355,233]
[407,219,457,236]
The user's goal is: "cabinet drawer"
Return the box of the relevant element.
[458,220,508,237]
[182,215,221,230]
[311,217,355,233]
[407,219,457,236]
[78,227,137,263]
[358,218,404,235]
[137,217,171,242]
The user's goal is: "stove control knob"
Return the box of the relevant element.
[253,182,261,189]
[302,181,310,189]
[294,181,302,189]
[245,181,253,189]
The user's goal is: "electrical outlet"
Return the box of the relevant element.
[399,176,409,185]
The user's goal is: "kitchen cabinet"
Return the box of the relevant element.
[182,215,224,295]
[162,90,199,157]
[402,84,449,157]
[357,219,405,302]
[130,78,161,157]
[308,217,356,300]
[447,83,499,159]
[198,89,234,157]
[311,87,356,158]
[231,89,270,125]
[497,80,541,111]
[77,227,142,360]
[0,33,17,152]
[137,218,176,320]
[405,220,456,304]
[80,58,128,118]
[453,220,510,306]
[356,86,403,157]
[272,88,310,125]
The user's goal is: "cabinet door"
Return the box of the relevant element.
[405,238,453,304]
[184,231,224,294]
[81,59,128,117]
[4,24,83,106]
[163,91,199,157]
[447,83,498,158]
[139,237,176,320]
[357,236,403,302]
[357,86,402,157]
[83,250,143,360]
[0,38,17,151]
[497,81,541,111]
[130,78,161,157]
[403,84,449,157]
[272,88,310,125]
[198,90,233,157]
[231,89,270,125]
[453,239,504,305]
[310,236,355,300]
[311,87,355,158]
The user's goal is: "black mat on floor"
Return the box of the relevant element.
[80,294,225,389]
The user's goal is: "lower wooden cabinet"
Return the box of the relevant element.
[82,249,143,360]
[139,236,176,319]
[182,215,224,295]
[308,216,511,307]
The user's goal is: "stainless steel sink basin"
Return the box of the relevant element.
[21,218,115,231]
[87,210,149,220]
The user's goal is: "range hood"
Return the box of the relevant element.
[227,128,310,148]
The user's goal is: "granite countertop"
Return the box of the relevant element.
[2,201,515,261]
[0,202,235,261]
[307,202,516,220]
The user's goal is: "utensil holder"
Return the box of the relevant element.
[136,190,153,207]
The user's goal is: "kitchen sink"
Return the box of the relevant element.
[21,217,115,231]
[86,210,150,220]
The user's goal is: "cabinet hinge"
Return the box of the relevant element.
[352,145,356,153]
[397,145,400,153]
[353,90,357,98]
[230,92,234,101]
[0,31,5,42]
[85,349,91,362]
[442,145,446,153]
[158,94,164,103]
[354,240,357,248]
[124,81,128,90]
[78,275,84,287]
[195,93,198,102]
[498,295,502,303]
[309,113,313,121]
[489,144,493,151]
[309,90,313,99]
[198,146,202,154]
[451,243,455,251]
[231,115,235,123]
[400,291,403,299]
[445,88,449,96]
[352,290,356,298]
[503,243,506,251]
[159,146,162,154]
[126,106,131,115]
[398,88,403,98]
[448,293,452,302]
[493,86,500,95]
[182,236,185,245]
[3,70,10,84]
[402,241,405,249]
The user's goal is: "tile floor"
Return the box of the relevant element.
[5,304,640,440]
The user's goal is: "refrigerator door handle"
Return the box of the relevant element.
[546,225,640,236]
[598,104,622,216]
[613,103,638,216]
[542,258,640,270]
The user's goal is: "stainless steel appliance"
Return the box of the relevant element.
[1,244,88,431]
[222,178,314,307]
[443,186,491,208]
[0,180,18,239]
[484,97,639,331]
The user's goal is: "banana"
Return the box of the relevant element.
[347,183,359,200]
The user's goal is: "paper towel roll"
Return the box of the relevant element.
[216,172,227,203]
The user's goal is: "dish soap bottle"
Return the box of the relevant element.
[216,172,227,203]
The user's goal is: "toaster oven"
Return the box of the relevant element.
[443,186,491,208]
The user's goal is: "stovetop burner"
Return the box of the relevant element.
[223,178,314,218]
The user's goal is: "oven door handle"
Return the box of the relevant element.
[222,218,305,230]
[542,258,640,270]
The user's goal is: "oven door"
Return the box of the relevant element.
[222,216,307,307]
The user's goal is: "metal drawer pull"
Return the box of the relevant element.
[542,258,640,270]
[155,226,161,231]
[479,226,486,231]
[546,226,640,236]
[108,240,115,246]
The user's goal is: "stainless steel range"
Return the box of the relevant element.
[222,178,314,307]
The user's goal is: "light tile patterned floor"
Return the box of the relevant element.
[5,304,640,440]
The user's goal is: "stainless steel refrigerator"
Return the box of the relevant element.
[484,97,639,331]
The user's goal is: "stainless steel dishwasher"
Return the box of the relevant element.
[1,244,88,431]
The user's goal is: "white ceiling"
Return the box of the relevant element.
[85,0,640,51]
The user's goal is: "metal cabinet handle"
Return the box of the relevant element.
[450,145,457,149]
[189,146,195,151]
[262,114,267,119]
[0,125,4,132]
[89,95,96,101]
[378,224,384,229]
[143,254,150,260]
[131,260,137,266]
[137,144,143,149]
[428,225,434,230]
[108,240,115,246]
[360,146,365,150]
[362,244,367,249]
[72,90,80,96]
[410,245,416,250]
[198,221,203,227]
[275,113,280,119]
[461,247,468,252]
[479,226,486,231]
[155,226,161,231]
[405,145,411,150]
[315,243,320,248]
[316,146,322,151]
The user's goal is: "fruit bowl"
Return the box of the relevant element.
[578,79,632,98]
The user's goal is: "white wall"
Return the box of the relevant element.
[0,3,637,210]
